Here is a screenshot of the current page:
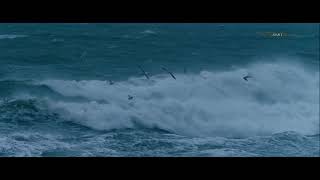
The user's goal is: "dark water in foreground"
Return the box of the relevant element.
[0,23,319,156]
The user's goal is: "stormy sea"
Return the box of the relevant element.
[0,23,319,157]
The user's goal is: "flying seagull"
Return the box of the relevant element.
[109,80,114,85]
[161,67,176,80]
[138,65,150,79]
[243,75,252,81]
[128,95,133,100]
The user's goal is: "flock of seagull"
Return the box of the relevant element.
[106,65,252,101]
[80,51,253,101]
[107,65,176,100]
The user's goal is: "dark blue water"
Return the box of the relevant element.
[0,23,319,156]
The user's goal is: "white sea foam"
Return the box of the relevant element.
[34,62,319,138]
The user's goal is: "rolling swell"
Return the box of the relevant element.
[2,61,317,138]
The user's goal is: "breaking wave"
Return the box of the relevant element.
[2,61,319,138]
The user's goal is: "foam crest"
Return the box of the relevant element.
[36,62,319,137]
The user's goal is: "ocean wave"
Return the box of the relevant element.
[140,30,157,34]
[17,61,317,138]
[0,34,28,40]
[0,133,70,157]
[1,129,317,156]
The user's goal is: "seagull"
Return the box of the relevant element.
[161,66,176,80]
[243,75,252,81]
[128,95,133,100]
[138,65,150,79]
